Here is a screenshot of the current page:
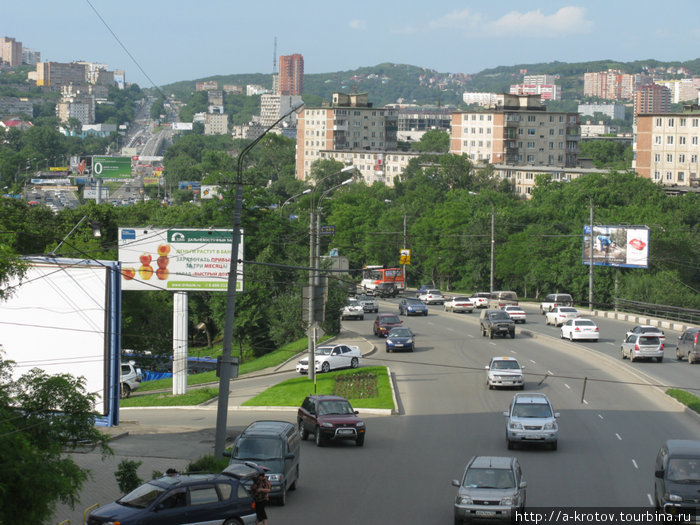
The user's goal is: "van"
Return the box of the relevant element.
[654,439,700,514]
[488,291,519,309]
[227,420,300,505]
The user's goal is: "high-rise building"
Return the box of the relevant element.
[22,48,40,66]
[450,94,580,168]
[635,84,671,116]
[35,62,87,87]
[509,84,561,101]
[279,54,303,96]
[0,37,22,67]
[583,70,643,101]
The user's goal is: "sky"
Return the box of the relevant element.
[6,1,700,88]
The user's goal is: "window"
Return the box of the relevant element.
[668,118,675,127]
[189,486,220,505]
[678,172,685,181]
[655,136,662,144]
[692,118,699,127]
[667,136,674,145]
[666,172,673,180]
[667,154,673,162]
[654,171,660,180]
[679,154,685,163]
[693,137,698,145]
[527,141,535,149]
[680,118,687,126]
[680,136,686,145]
[656,118,663,127]
[527,155,535,162]
[528,115,536,122]
[549,129,555,135]
[654,154,661,162]
[692,155,698,163]
[527,129,536,135]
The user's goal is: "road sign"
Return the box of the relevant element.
[400,248,411,265]
[320,225,335,235]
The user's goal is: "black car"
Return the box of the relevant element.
[480,309,516,339]
[86,463,259,524]
[376,282,399,298]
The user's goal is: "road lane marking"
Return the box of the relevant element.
[606,342,615,346]
[616,433,622,440]
[647,494,653,506]
[547,370,555,375]
[583,399,588,405]
[632,459,639,469]
[529,359,536,364]
[598,414,604,419]
[564,384,571,389]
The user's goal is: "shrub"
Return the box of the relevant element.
[115,459,143,495]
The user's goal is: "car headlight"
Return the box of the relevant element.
[667,493,682,502]
[509,422,523,430]
[355,421,365,427]
[267,473,282,482]
[387,339,394,344]
[500,496,514,506]
[406,339,413,344]
[321,422,334,428]
[456,495,472,505]
[543,421,557,430]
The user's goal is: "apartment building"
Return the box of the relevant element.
[450,94,580,167]
[1,37,22,67]
[196,81,218,91]
[295,92,398,182]
[652,79,700,104]
[493,164,607,197]
[0,96,33,117]
[278,54,303,96]
[259,93,303,128]
[509,83,561,101]
[633,107,700,187]
[584,70,642,101]
[462,92,500,107]
[204,113,228,135]
[523,74,558,86]
[394,106,452,131]
[634,84,671,116]
[578,103,626,121]
[56,96,94,125]
[35,62,87,87]
[207,90,224,105]
[22,48,40,66]
[223,84,243,94]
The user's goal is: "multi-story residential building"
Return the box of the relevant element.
[523,74,558,86]
[652,79,700,104]
[223,84,243,94]
[462,92,500,107]
[584,70,643,101]
[318,149,423,187]
[34,62,87,87]
[296,92,398,183]
[578,103,626,120]
[633,106,700,187]
[259,93,303,128]
[196,81,218,91]
[450,94,580,167]
[580,121,619,137]
[22,48,40,66]
[509,83,561,101]
[395,106,452,131]
[0,96,33,117]
[204,113,228,135]
[493,164,607,197]
[634,84,671,116]
[0,37,22,67]
[56,95,95,125]
[246,84,269,96]
[207,90,224,105]
[278,54,303,95]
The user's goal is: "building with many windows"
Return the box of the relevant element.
[509,83,561,101]
[204,113,228,135]
[652,79,700,104]
[493,164,607,197]
[450,94,580,167]
[578,103,626,121]
[633,107,700,187]
[583,70,644,101]
[634,84,671,116]
[259,93,303,128]
[278,54,303,95]
[0,36,22,67]
[34,62,87,87]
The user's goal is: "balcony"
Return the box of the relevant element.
[333,123,348,131]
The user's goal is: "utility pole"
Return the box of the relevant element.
[402,212,407,284]
[307,200,316,386]
[588,198,594,311]
[490,206,495,293]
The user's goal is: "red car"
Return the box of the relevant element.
[373,313,403,337]
[298,395,365,447]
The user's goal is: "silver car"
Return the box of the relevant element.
[485,356,524,390]
[504,393,559,450]
[452,456,526,524]
[620,334,664,363]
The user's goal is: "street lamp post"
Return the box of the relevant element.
[214,102,305,458]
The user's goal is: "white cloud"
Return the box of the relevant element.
[488,6,593,36]
[348,19,367,31]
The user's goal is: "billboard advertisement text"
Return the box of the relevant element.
[93,156,132,179]
[582,225,650,268]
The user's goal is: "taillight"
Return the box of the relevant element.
[660,344,664,350]
[635,344,640,351]
[575,327,580,331]
[595,327,599,331]
[694,333,699,345]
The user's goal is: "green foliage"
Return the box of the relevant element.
[579,140,632,170]
[411,129,450,153]
[187,455,229,474]
[666,389,700,414]
[115,459,143,495]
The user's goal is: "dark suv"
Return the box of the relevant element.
[298,395,366,447]
[376,282,399,298]
[480,309,516,339]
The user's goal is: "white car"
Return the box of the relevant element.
[444,296,474,313]
[418,289,445,305]
[502,305,526,323]
[560,318,599,341]
[296,344,362,374]
[485,356,524,390]
[470,293,491,308]
[625,325,665,344]
[341,298,364,320]
[545,307,580,327]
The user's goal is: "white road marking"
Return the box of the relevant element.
[647,494,653,506]
[547,370,554,375]
[598,414,604,420]
[606,342,615,346]
[616,433,622,440]
[583,399,589,405]
[632,459,639,469]
[529,359,536,364]
[564,384,571,389]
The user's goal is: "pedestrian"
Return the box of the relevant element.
[165,468,179,477]
[251,466,271,525]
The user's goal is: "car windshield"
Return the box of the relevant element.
[505,307,523,312]
[464,468,515,489]
[233,436,283,460]
[404,298,422,305]
[347,299,360,306]
[316,346,336,356]
[492,360,520,370]
[358,295,372,301]
[560,308,577,313]
[489,311,510,320]
[576,320,596,327]
[667,458,700,483]
[118,482,166,508]
[427,290,441,294]
[389,328,412,337]
[381,315,400,324]
[318,400,354,415]
[454,297,471,302]
[512,402,552,418]
[638,336,661,345]
[640,327,660,333]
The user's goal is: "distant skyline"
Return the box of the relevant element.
[6,1,700,88]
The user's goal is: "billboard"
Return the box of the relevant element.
[201,185,222,200]
[92,156,132,179]
[582,225,650,268]
[118,227,243,291]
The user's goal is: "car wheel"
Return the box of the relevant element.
[298,420,308,440]
[560,330,565,339]
[569,333,573,342]
[315,428,325,447]
[630,354,636,363]
[386,346,392,353]
[489,329,494,339]
[551,441,558,451]
[689,353,694,364]
[423,311,428,316]
[507,439,514,450]
[277,486,287,506]
[223,519,243,525]
[321,362,330,373]
[510,331,515,339]
[488,382,493,390]
[351,357,359,368]
[656,356,663,363]
[676,349,682,360]
[359,316,364,321]
[621,347,626,359]
[545,318,549,326]
[120,383,131,399]
[356,435,364,447]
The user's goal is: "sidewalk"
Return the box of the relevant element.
[51,333,376,524]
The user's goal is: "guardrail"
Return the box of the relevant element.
[610,299,700,326]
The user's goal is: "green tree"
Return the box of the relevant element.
[411,129,450,153]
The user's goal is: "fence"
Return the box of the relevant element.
[613,299,700,326]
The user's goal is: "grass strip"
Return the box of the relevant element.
[121,387,218,407]
[666,388,700,414]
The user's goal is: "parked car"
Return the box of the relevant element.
[539,293,574,314]
[399,297,428,316]
[560,318,600,341]
[226,420,300,505]
[415,284,432,297]
[653,439,700,514]
[544,306,580,327]
[444,296,475,313]
[375,282,399,298]
[485,356,524,390]
[502,305,526,323]
[488,290,519,309]
[373,313,403,337]
[295,343,362,374]
[341,298,364,320]
[86,463,259,525]
[386,326,415,352]
[480,309,516,339]
[504,393,559,450]
[676,327,700,364]
[621,334,664,362]
[626,325,665,344]
[298,395,366,447]
[418,289,445,305]
[452,456,526,524]
[356,294,378,313]
[120,361,142,399]
[470,291,492,308]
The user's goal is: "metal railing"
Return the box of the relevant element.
[612,299,700,326]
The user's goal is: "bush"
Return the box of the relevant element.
[187,454,230,474]
[115,459,143,495]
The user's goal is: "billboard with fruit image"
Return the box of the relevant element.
[118,228,243,291]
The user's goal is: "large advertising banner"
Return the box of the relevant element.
[582,225,650,268]
[92,156,132,179]
[118,227,243,291]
